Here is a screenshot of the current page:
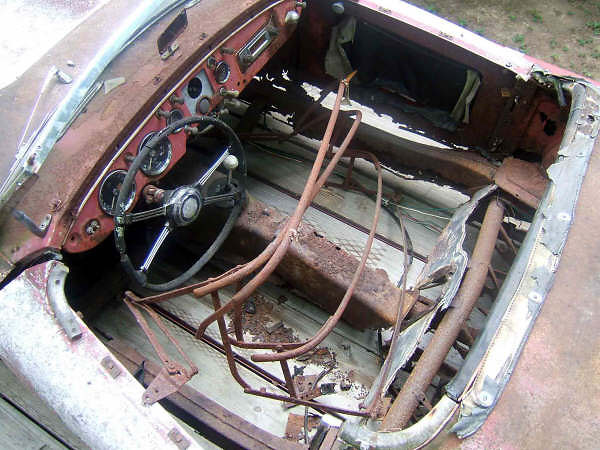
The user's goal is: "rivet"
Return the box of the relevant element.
[528,291,542,303]
[478,391,493,407]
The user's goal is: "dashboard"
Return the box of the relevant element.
[64,0,300,253]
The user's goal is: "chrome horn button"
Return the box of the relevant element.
[168,186,202,226]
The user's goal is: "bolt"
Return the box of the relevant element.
[478,391,493,407]
[85,219,101,236]
[528,291,542,303]
[244,299,256,314]
[156,109,171,119]
[218,87,239,98]
[49,199,63,212]
[169,94,184,105]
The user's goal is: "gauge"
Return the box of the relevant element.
[187,77,203,98]
[197,96,211,114]
[167,108,184,132]
[214,60,230,84]
[99,170,136,216]
[138,132,173,176]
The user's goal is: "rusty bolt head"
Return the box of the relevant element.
[85,219,101,236]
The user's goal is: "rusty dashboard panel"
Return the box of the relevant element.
[64,1,299,253]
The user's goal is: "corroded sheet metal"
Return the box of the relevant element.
[224,196,401,329]
[494,157,548,208]
[362,185,496,409]
[447,82,600,444]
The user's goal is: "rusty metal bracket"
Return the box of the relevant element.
[144,364,193,406]
[123,295,198,405]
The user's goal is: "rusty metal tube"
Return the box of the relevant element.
[251,150,382,362]
[381,198,505,430]
[193,108,362,338]
[189,82,348,304]
[192,91,362,339]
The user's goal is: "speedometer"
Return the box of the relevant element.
[98,170,136,216]
[139,132,173,176]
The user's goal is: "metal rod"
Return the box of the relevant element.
[151,305,360,418]
[192,82,360,339]
[233,280,244,341]
[499,223,518,256]
[251,150,383,362]
[280,359,297,397]
[248,171,425,261]
[381,198,505,430]
[211,292,250,389]
[244,389,370,417]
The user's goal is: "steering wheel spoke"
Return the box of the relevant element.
[140,222,173,272]
[203,187,241,207]
[124,205,168,224]
[192,147,230,188]
[115,115,245,291]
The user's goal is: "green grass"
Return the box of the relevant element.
[513,34,525,44]
[509,14,516,22]
[425,3,438,14]
[529,10,543,23]
[550,38,558,49]
[577,38,593,46]
[587,21,600,35]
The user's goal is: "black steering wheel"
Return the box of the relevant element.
[114,115,246,291]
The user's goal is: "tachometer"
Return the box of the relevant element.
[99,170,136,216]
[139,132,173,176]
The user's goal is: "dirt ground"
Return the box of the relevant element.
[406,0,600,80]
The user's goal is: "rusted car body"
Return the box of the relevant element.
[0,0,598,448]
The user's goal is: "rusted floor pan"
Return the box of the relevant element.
[93,273,382,440]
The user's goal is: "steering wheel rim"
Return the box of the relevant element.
[114,115,246,291]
